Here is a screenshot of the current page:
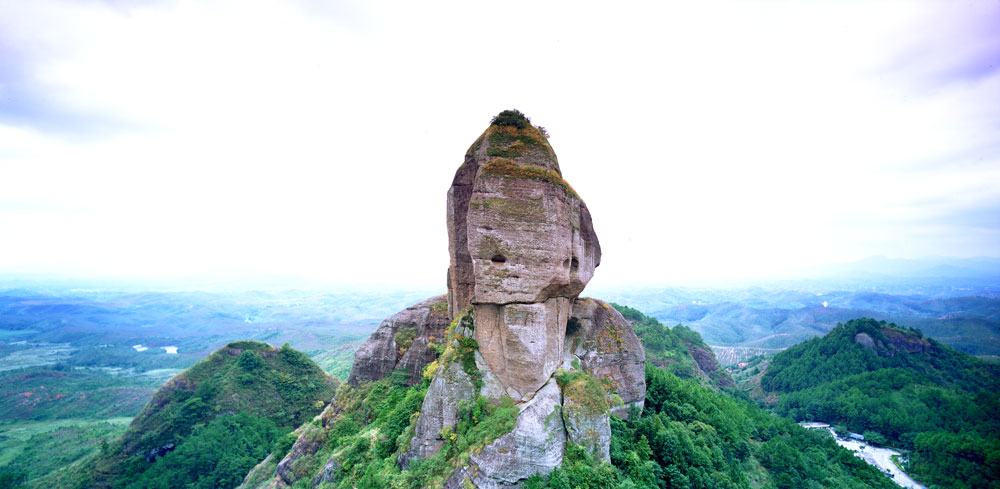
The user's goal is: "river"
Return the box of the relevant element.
[799,423,925,489]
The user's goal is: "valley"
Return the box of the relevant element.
[0,276,997,488]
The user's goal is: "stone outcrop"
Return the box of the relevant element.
[347,295,449,386]
[404,112,642,487]
[446,117,602,402]
[449,379,566,488]
[401,315,478,468]
[564,298,646,418]
[298,112,647,488]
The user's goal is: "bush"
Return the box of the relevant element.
[490,109,530,129]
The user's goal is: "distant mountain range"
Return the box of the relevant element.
[595,257,1000,354]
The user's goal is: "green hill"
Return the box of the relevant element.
[47,340,336,489]
[243,307,896,489]
[761,318,1000,488]
[613,303,735,389]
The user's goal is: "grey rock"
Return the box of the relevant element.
[347,295,449,386]
[465,379,566,487]
[566,298,646,417]
[400,358,476,468]
[561,395,611,462]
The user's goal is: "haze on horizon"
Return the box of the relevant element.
[1,0,999,289]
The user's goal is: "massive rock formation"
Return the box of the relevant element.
[446,114,602,401]
[251,111,646,489]
[405,111,643,486]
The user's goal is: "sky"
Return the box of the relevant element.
[1,0,999,289]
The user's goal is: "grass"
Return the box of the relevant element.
[486,125,553,159]
[0,368,158,421]
[481,158,580,200]
[556,370,610,415]
[0,417,131,482]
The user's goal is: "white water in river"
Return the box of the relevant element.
[823,427,925,489]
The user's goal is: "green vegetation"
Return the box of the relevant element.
[486,124,551,159]
[247,376,516,489]
[525,363,897,489]
[490,109,531,129]
[0,418,129,486]
[123,412,282,489]
[762,318,1000,488]
[613,303,734,389]
[556,370,612,415]
[481,158,579,200]
[0,368,157,421]
[52,341,335,489]
[394,327,417,356]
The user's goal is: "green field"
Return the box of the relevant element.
[0,418,131,482]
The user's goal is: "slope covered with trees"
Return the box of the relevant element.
[613,304,735,390]
[38,341,336,489]
[243,307,896,489]
[761,318,1000,488]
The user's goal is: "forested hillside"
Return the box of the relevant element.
[761,318,1000,488]
[613,304,735,389]
[242,307,897,489]
[39,341,336,489]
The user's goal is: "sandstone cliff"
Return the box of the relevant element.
[240,111,645,489]
[406,110,641,487]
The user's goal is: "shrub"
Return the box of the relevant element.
[490,109,530,129]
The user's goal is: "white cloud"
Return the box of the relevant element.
[0,0,998,287]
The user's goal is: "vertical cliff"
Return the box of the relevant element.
[404,110,642,487]
[242,111,645,489]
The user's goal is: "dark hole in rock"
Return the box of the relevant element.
[570,257,579,271]
[491,254,507,265]
[566,317,581,335]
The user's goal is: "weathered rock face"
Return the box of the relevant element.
[447,123,601,316]
[565,298,646,418]
[452,379,566,488]
[319,113,645,489]
[400,318,477,468]
[446,118,602,402]
[347,295,449,386]
[473,298,570,400]
[562,394,611,462]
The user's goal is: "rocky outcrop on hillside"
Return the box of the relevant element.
[347,295,450,386]
[404,111,643,487]
[245,111,646,489]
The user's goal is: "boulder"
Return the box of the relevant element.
[473,298,570,400]
[458,379,566,488]
[565,298,646,417]
[347,295,449,386]
[561,395,611,462]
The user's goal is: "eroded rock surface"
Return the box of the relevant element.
[447,122,601,317]
[565,298,646,417]
[473,298,570,399]
[562,395,611,462]
[347,295,449,386]
[454,379,566,488]
[325,113,645,488]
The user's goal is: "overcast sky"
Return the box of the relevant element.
[1,0,998,289]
